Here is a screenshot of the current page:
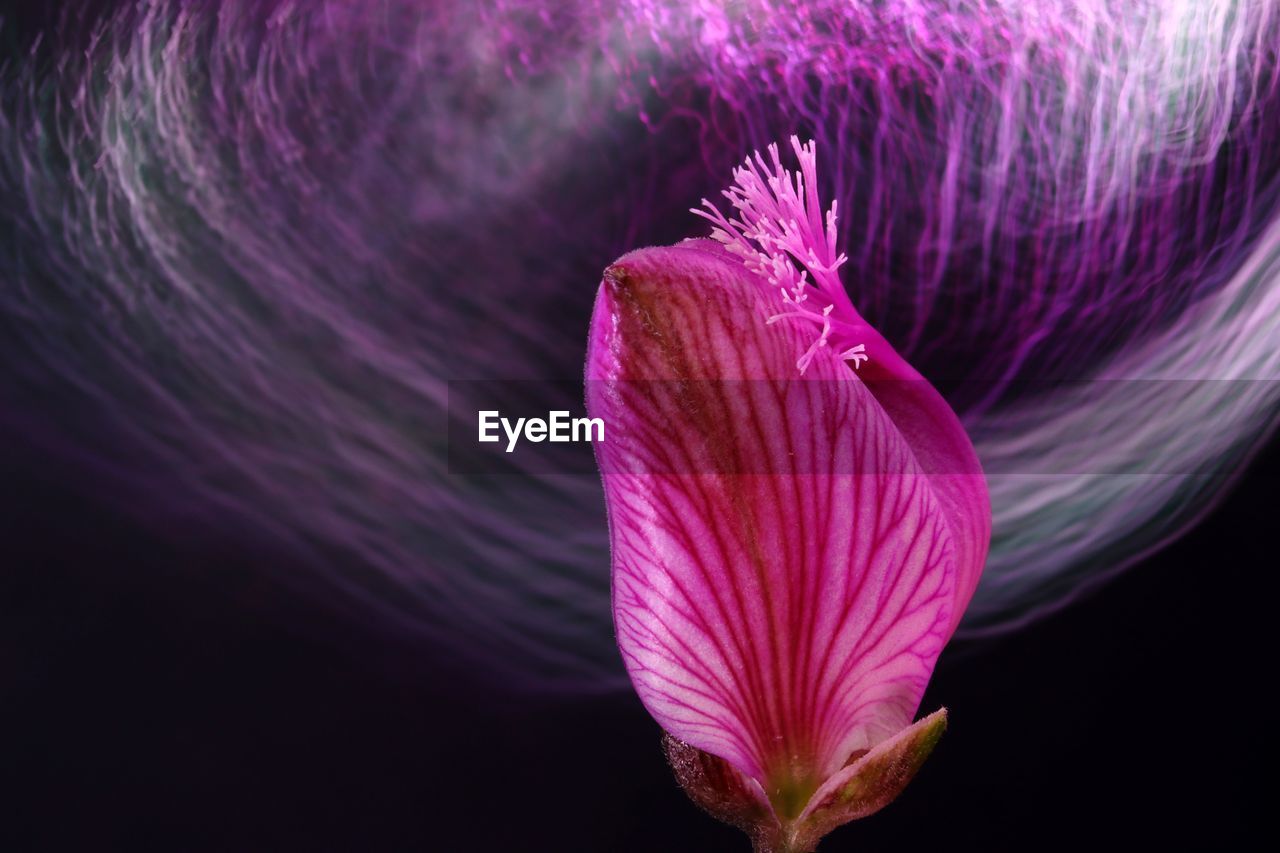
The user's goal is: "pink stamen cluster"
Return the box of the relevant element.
[693,136,868,374]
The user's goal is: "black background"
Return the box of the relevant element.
[3,423,1273,852]
[2,3,1274,850]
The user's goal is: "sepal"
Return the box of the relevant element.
[665,709,947,853]
[791,708,948,850]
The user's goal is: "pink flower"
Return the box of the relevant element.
[585,139,990,851]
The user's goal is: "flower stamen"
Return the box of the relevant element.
[693,137,867,375]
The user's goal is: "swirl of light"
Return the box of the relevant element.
[1,0,1277,689]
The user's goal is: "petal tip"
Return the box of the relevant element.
[602,262,632,292]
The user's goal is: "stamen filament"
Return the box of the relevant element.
[693,137,868,375]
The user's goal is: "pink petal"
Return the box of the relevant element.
[586,241,983,816]
[826,311,990,637]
